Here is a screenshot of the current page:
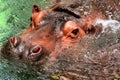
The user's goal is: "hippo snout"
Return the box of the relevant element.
[1,36,48,62]
[9,36,21,48]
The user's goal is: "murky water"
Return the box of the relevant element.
[0,57,47,80]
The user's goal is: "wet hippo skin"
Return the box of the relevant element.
[1,2,102,63]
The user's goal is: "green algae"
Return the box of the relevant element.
[0,0,47,45]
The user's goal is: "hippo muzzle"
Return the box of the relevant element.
[1,36,48,62]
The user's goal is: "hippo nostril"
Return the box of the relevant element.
[31,45,42,55]
[29,45,45,61]
[9,36,21,47]
[32,46,41,53]
[10,37,15,44]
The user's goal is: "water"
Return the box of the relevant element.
[94,19,120,33]
[0,55,49,80]
[0,0,47,45]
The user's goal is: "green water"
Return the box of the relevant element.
[0,0,47,45]
[0,0,48,80]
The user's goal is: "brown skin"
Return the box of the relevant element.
[1,3,103,64]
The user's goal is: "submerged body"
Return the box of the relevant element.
[1,0,120,80]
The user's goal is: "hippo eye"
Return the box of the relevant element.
[71,28,79,35]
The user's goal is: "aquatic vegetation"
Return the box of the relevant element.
[0,0,47,45]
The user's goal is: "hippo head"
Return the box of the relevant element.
[1,3,101,65]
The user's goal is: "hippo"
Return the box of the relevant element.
[1,2,102,63]
[1,0,120,80]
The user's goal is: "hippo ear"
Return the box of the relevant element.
[62,21,85,38]
[32,4,41,13]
